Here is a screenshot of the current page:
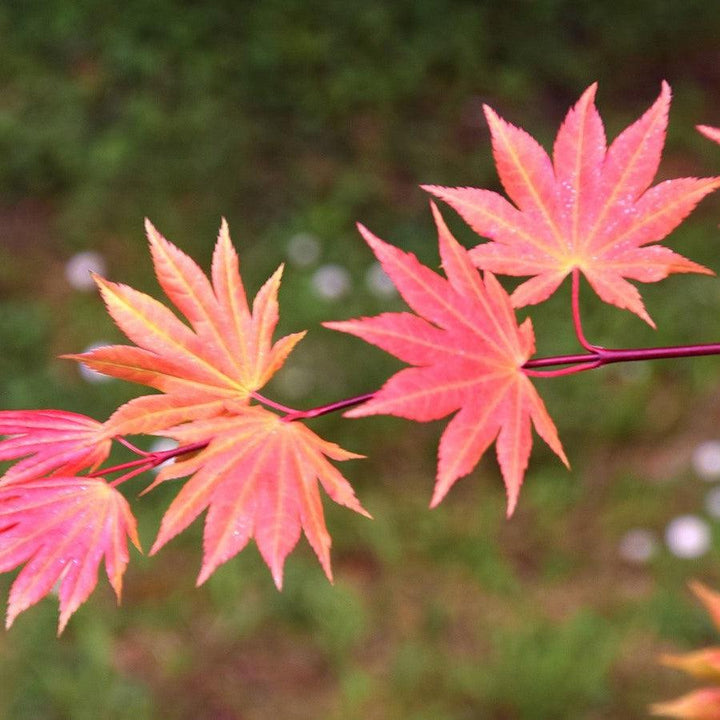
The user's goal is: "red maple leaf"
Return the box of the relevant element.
[0,410,111,487]
[66,219,305,436]
[146,405,369,588]
[326,204,568,515]
[0,476,140,633]
[425,82,720,326]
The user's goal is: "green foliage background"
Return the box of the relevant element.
[3,1,720,717]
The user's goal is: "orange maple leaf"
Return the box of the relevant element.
[63,222,367,587]
[0,410,111,487]
[146,405,369,588]
[652,582,720,718]
[326,204,568,515]
[66,219,305,436]
[425,82,720,326]
[0,476,140,633]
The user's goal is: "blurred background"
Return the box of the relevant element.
[3,1,720,717]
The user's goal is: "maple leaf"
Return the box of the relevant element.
[0,476,140,633]
[325,204,568,515]
[425,82,720,326]
[651,582,720,718]
[144,405,369,588]
[60,220,367,587]
[0,410,111,487]
[66,220,305,436]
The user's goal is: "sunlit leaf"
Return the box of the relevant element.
[65,220,305,436]
[326,204,567,515]
[0,477,140,633]
[426,82,720,326]
[147,405,368,588]
[0,410,111,487]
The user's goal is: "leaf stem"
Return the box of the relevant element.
[571,268,597,352]
[250,392,298,415]
[524,341,720,376]
[281,393,376,422]
[109,464,158,488]
[87,456,152,478]
[115,436,151,457]
[89,440,209,486]
[261,338,720,416]
[250,389,375,422]
[524,360,602,378]
[75,339,720,483]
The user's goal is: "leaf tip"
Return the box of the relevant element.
[270,263,285,283]
[420,184,443,197]
[429,199,444,227]
[316,552,335,585]
[144,217,160,243]
[5,608,16,631]
[623,294,657,329]
[482,103,498,123]
[356,222,382,251]
[140,474,165,497]
[196,562,214,588]
[148,534,165,557]
[57,611,72,636]
[429,481,450,509]
[214,216,235,262]
[698,125,720,146]
[271,565,284,591]
[91,272,110,292]
[642,312,657,330]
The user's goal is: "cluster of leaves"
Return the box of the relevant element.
[652,582,720,719]
[2,82,720,634]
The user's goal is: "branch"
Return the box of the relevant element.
[524,342,720,376]
[88,440,209,487]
